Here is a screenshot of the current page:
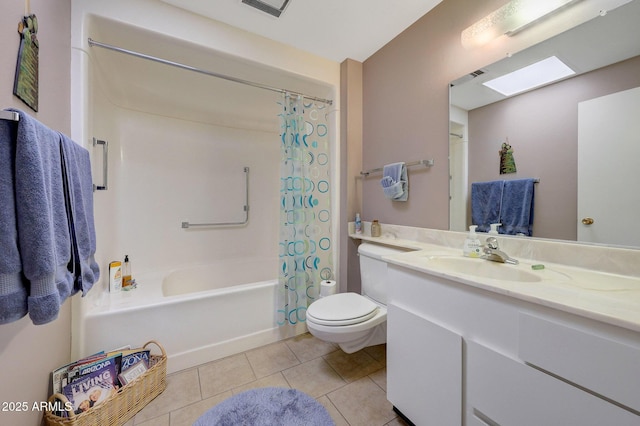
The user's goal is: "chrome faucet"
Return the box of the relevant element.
[482,237,519,265]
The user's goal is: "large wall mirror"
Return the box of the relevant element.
[449,0,640,248]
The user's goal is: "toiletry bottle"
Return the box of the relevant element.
[463,225,482,258]
[109,261,122,292]
[371,220,381,237]
[489,223,501,235]
[355,213,362,234]
[122,255,132,290]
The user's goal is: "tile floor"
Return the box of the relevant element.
[124,333,409,426]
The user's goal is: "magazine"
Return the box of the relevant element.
[62,357,119,415]
[64,353,123,390]
[121,349,150,373]
[51,351,105,394]
[118,361,148,386]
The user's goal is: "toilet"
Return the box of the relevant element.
[306,242,405,353]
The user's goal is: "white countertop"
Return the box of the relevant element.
[350,230,640,333]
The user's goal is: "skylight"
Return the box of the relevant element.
[482,56,576,97]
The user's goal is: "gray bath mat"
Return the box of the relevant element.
[193,387,334,425]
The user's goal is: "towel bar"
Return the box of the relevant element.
[0,110,20,121]
[360,159,434,177]
[182,167,250,229]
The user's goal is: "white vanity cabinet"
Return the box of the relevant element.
[387,303,462,425]
[386,264,640,425]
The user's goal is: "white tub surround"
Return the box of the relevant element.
[350,223,640,424]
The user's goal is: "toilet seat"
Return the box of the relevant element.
[307,293,379,326]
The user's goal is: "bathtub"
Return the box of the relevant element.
[76,258,305,374]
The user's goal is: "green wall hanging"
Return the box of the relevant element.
[13,14,39,112]
[499,139,517,174]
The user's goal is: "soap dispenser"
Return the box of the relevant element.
[463,225,482,258]
[489,223,501,235]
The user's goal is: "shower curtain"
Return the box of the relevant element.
[277,94,333,326]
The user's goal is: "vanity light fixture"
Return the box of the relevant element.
[461,0,580,49]
[242,0,291,17]
[482,56,575,96]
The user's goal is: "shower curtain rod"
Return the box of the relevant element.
[87,38,333,106]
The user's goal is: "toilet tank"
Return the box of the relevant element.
[358,243,407,305]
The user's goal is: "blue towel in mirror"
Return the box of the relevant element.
[501,178,535,236]
[471,180,504,232]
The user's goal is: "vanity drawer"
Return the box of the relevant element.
[518,313,640,412]
[468,340,639,426]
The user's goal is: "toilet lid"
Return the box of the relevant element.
[306,293,379,326]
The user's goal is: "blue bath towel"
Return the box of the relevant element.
[60,134,100,295]
[380,162,408,201]
[10,108,74,325]
[0,118,28,324]
[501,178,535,236]
[471,180,504,233]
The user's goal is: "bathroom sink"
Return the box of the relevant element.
[419,255,545,282]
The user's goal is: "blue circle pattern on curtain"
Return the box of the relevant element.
[277,95,333,326]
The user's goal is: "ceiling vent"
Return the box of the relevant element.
[450,69,486,87]
[242,0,291,17]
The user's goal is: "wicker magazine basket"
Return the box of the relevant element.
[45,340,167,426]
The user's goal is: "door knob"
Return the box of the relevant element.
[581,217,594,225]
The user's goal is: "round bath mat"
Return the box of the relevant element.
[194,387,334,426]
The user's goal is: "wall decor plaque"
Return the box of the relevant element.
[13,14,39,112]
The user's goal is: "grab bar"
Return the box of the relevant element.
[181,166,250,229]
[93,138,108,191]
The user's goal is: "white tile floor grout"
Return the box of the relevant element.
[125,333,409,426]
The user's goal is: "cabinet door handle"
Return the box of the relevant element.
[581,217,594,225]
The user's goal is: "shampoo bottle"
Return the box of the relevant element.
[463,225,482,258]
[355,213,362,234]
[122,255,132,290]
